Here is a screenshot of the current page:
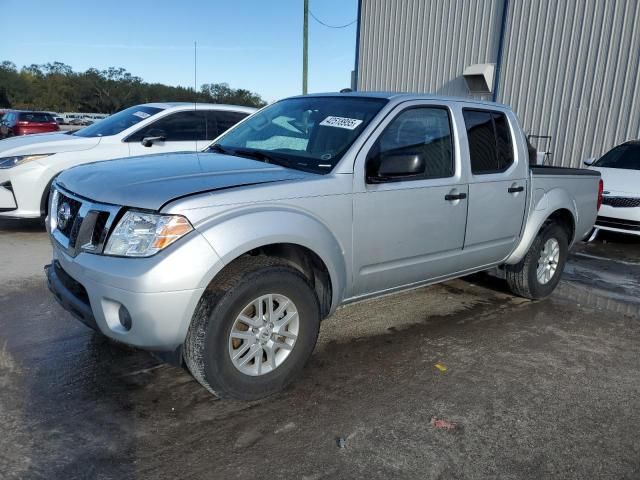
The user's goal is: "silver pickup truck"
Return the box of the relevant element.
[45,92,602,399]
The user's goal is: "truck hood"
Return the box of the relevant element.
[0,132,101,157]
[591,166,640,195]
[56,152,313,210]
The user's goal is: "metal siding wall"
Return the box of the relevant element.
[358,0,640,168]
[357,0,505,99]
[498,0,640,167]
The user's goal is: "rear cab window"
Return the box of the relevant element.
[462,109,514,174]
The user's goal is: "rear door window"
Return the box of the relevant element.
[463,109,514,174]
[127,111,206,142]
[209,111,249,137]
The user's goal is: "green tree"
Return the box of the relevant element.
[201,83,267,107]
[0,60,267,113]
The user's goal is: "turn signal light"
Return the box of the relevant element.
[597,179,604,211]
[151,216,193,250]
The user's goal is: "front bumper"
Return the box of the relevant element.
[595,216,640,236]
[595,203,640,236]
[0,181,17,212]
[47,230,223,352]
[46,261,98,330]
[0,162,49,218]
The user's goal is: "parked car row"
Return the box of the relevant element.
[0,110,112,135]
[0,102,255,219]
[36,92,603,400]
[0,111,60,139]
[69,117,94,126]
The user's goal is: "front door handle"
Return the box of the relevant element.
[444,192,467,201]
[508,186,524,193]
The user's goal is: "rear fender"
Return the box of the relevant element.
[505,187,577,265]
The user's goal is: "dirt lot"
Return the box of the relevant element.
[1,220,639,479]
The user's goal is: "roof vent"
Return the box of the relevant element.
[463,63,495,94]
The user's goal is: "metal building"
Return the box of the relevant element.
[354,0,640,168]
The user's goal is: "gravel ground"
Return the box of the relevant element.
[1,220,639,479]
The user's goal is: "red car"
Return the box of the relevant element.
[0,111,60,139]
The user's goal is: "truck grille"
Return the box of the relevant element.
[56,192,82,237]
[51,187,121,257]
[601,196,640,208]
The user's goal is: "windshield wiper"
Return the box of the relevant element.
[211,144,292,169]
[208,143,230,154]
[233,148,277,163]
[207,143,295,168]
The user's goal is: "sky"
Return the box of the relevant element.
[2,0,358,102]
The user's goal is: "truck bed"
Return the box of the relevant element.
[530,165,600,177]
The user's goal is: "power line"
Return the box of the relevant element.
[309,10,356,28]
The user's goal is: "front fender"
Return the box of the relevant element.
[195,206,348,312]
[505,187,577,265]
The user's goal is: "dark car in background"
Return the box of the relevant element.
[0,111,60,139]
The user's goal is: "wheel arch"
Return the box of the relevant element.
[40,174,58,217]
[506,187,578,265]
[196,209,348,317]
[213,243,334,319]
[545,208,575,243]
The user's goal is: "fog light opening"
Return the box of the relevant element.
[118,305,132,331]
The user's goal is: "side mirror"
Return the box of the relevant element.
[368,152,425,182]
[583,157,596,166]
[141,135,165,147]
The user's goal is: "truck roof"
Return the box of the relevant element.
[294,91,512,110]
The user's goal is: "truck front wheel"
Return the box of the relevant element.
[506,222,569,299]
[184,256,320,400]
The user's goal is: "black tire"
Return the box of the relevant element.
[506,222,569,299]
[183,256,320,400]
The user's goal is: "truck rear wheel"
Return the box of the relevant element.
[184,256,320,400]
[506,222,568,299]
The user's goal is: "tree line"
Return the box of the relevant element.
[0,61,267,113]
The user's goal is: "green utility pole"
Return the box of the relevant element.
[302,0,308,94]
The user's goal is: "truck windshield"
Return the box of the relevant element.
[73,105,163,138]
[593,143,640,170]
[212,96,388,174]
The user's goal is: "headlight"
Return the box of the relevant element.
[49,189,60,231]
[104,211,193,257]
[0,154,53,169]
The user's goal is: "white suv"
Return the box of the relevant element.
[585,140,640,237]
[0,102,256,219]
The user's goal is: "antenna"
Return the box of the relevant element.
[194,40,198,153]
[302,0,308,94]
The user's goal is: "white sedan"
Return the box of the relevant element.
[585,140,640,237]
[0,102,255,219]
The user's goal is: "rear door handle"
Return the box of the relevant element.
[444,192,467,201]
[508,186,524,193]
